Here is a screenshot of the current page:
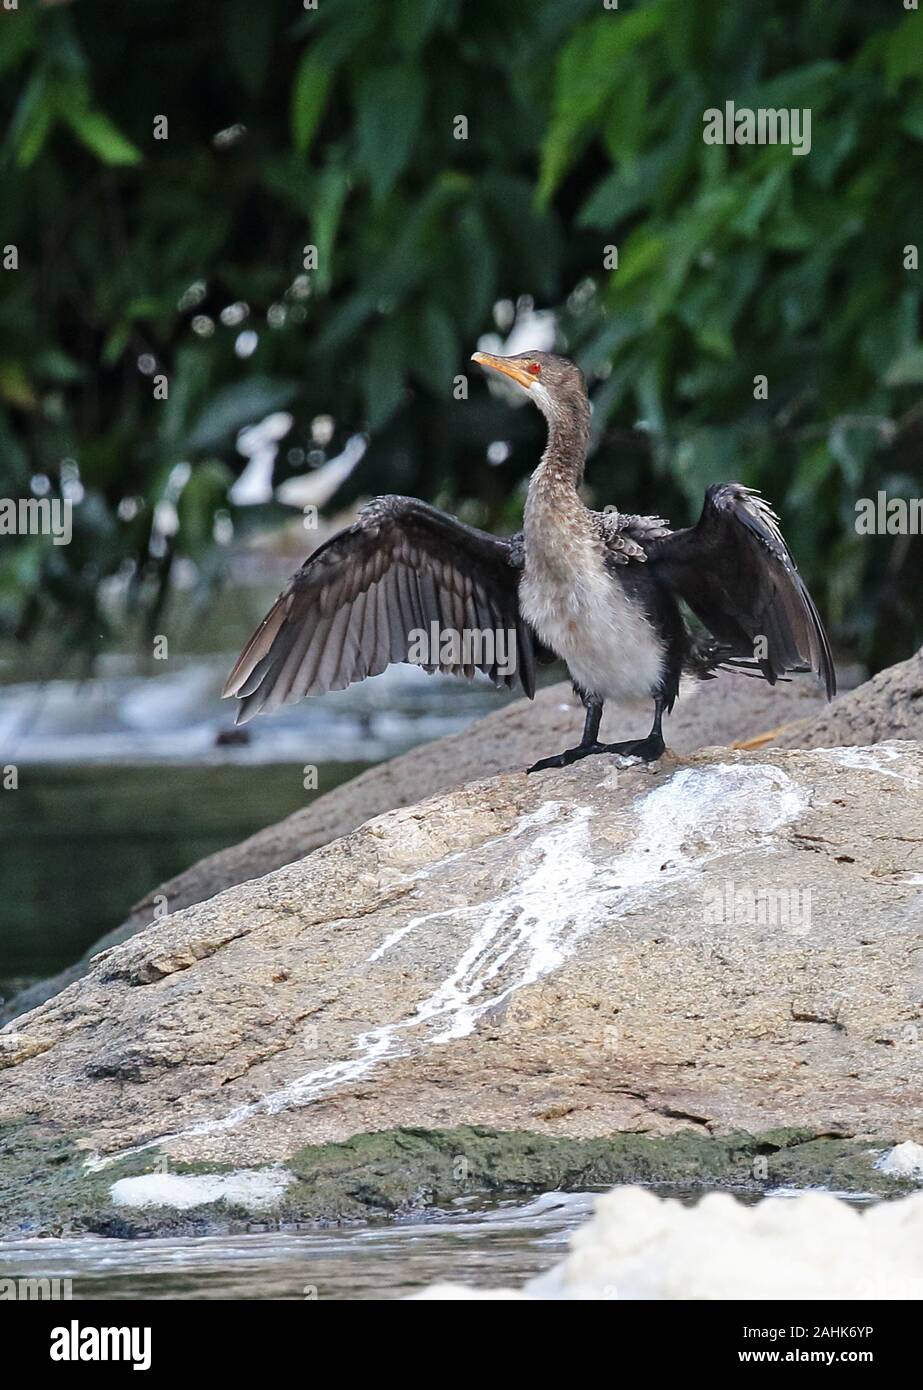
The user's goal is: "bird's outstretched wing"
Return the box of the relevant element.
[223,495,538,722]
[647,483,836,697]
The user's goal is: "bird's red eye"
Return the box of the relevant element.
[528,362,541,375]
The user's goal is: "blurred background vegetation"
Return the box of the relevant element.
[0,0,921,673]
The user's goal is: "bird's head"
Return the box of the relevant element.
[471,350,588,423]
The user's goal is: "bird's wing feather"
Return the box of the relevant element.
[647,483,836,697]
[594,510,673,567]
[223,495,537,722]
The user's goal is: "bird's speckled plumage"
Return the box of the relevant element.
[517,370,668,705]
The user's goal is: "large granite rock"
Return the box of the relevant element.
[774,648,923,749]
[1,672,832,1023]
[2,739,921,1238]
[15,645,923,1031]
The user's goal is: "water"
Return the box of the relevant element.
[0,657,510,999]
[0,1191,597,1300]
[0,1185,881,1300]
[0,761,363,998]
[0,657,505,766]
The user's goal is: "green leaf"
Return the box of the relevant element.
[8,70,53,167]
[185,378,298,452]
[883,11,923,89]
[65,107,142,166]
[480,172,560,298]
[354,66,425,202]
[579,148,666,229]
[291,49,333,156]
[901,93,923,143]
[155,346,212,454]
[176,459,234,554]
[292,0,375,60]
[602,66,650,170]
[395,0,454,53]
[540,6,665,202]
[0,9,39,79]
[0,360,36,409]
[674,427,748,507]
[742,61,840,112]
[789,444,835,509]
[101,324,131,369]
[608,230,668,292]
[363,322,405,429]
[0,408,29,485]
[311,162,350,292]
[451,204,497,331]
[731,165,789,238]
[0,535,44,594]
[36,348,84,384]
[884,347,923,387]
[319,178,463,349]
[413,303,457,392]
[828,419,880,486]
[15,100,53,168]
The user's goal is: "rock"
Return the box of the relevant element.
[1,671,832,1023]
[773,647,923,750]
[1,739,922,1235]
[0,1121,907,1239]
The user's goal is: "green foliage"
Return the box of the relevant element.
[0,0,920,670]
[291,49,332,157]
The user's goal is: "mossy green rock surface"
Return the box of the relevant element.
[0,1122,913,1239]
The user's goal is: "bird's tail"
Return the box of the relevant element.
[686,636,804,684]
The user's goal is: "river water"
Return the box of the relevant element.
[0,658,509,1000]
[0,1192,596,1300]
[0,1185,883,1300]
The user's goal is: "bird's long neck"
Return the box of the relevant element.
[524,394,592,535]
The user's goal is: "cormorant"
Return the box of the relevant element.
[224,351,835,772]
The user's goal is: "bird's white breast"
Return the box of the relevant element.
[519,520,665,702]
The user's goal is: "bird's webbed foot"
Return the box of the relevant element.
[527,693,666,772]
[526,742,607,774]
[601,731,665,763]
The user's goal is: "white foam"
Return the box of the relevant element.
[109,1167,293,1212]
[414,1185,923,1300]
[875,1141,923,1179]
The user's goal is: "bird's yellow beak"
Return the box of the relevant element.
[471,351,536,390]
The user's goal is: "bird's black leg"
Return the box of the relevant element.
[528,695,667,774]
[599,695,666,763]
[527,690,606,774]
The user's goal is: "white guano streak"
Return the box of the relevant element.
[180,763,806,1138]
[89,762,807,1164]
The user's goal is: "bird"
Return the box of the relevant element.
[223,350,835,773]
